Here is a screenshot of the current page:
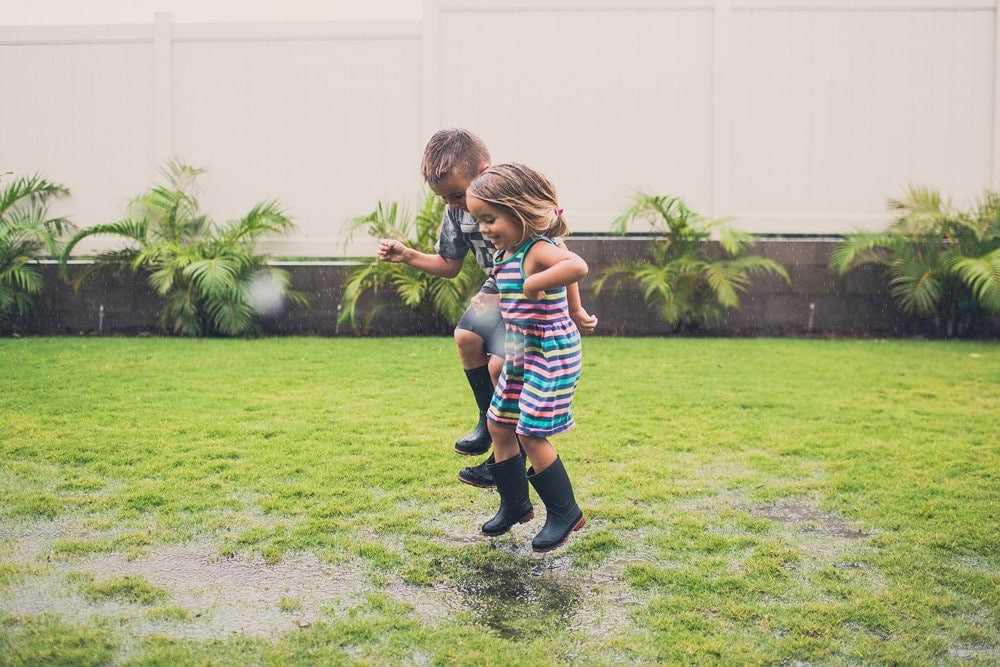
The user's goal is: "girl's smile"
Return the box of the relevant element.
[466,195,523,252]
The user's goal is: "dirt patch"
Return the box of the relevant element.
[0,515,639,645]
[751,500,871,540]
[3,538,400,639]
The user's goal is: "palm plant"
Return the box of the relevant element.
[0,171,72,325]
[592,193,789,333]
[339,192,484,334]
[61,160,306,337]
[830,185,1000,337]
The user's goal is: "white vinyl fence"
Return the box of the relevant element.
[1,0,997,257]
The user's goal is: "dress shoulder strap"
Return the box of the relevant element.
[516,236,556,259]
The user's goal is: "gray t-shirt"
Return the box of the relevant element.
[435,207,498,294]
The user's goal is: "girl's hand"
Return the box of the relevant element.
[571,308,598,334]
[522,287,544,301]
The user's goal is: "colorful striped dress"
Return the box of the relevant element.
[487,237,582,437]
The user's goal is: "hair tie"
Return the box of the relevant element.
[556,208,564,216]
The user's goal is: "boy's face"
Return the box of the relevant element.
[429,165,487,211]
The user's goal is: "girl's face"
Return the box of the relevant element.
[467,195,523,252]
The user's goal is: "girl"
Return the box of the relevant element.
[465,163,587,553]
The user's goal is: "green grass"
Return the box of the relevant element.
[0,336,997,666]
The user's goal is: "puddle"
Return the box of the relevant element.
[452,549,583,639]
[1,515,639,644]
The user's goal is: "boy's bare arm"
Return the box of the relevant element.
[377,239,463,278]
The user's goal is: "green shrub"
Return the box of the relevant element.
[61,160,306,336]
[592,193,789,333]
[0,171,72,327]
[339,192,484,334]
[831,185,1000,337]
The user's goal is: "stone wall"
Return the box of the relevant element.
[13,238,977,338]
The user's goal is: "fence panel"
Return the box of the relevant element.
[1,0,996,258]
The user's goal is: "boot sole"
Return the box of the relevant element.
[456,473,495,489]
[454,445,491,456]
[532,515,586,553]
[481,511,535,537]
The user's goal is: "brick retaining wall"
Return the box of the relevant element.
[14,238,991,338]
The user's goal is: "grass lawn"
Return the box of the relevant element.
[1,336,997,666]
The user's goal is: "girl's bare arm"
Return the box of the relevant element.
[522,242,588,300]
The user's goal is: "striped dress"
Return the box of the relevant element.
[487,237,582,437]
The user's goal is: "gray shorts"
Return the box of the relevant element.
[456,303,506,358]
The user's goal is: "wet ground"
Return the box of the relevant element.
[1,495,879,649]
[0,512,639,644]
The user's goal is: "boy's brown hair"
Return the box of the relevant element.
[420,128,491,186]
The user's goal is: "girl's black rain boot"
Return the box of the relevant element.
[527,456,585,552]
[455,365,493,456]
[481,454,534,536]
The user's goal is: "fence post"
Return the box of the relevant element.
[421,0,441,141]
[994,0,1000,188]
[712,0,733,220]
[153,12,174,165]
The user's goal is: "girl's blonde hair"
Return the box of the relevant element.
[467,163,569,245]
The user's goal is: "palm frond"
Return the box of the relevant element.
[711,224,749,257]
[887,253,942,315]
[1,171,74,322]
[184,257,242,300]
[950,251,1000,312]
[62,160,303,336]
[0,173,70,217]
[63,219,149,260]
[829,232,899,273]
[598,191,789,332]
[702,264,746,308]
[339,192,471,333]
[590,260,644,296]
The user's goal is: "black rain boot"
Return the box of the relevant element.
[455,365,494,456]
[481,454,534,536]
[458,454,495,488]
[459,441,525,489]
[527,456,585,552]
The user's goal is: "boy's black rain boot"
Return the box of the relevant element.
[481,454,534,536]
[459,440,525,489]
[527,456,585,553]
[455,365,493,456]
[458,454,495,488]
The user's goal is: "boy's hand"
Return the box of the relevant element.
[377,239,407,263]
[471,291,500,315]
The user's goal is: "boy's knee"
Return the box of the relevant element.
[488,355,503,382]
[454,328,486,355]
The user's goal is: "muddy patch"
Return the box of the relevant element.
[751,500,871,540]
[2,538,417,640]
[0,516,639,645]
